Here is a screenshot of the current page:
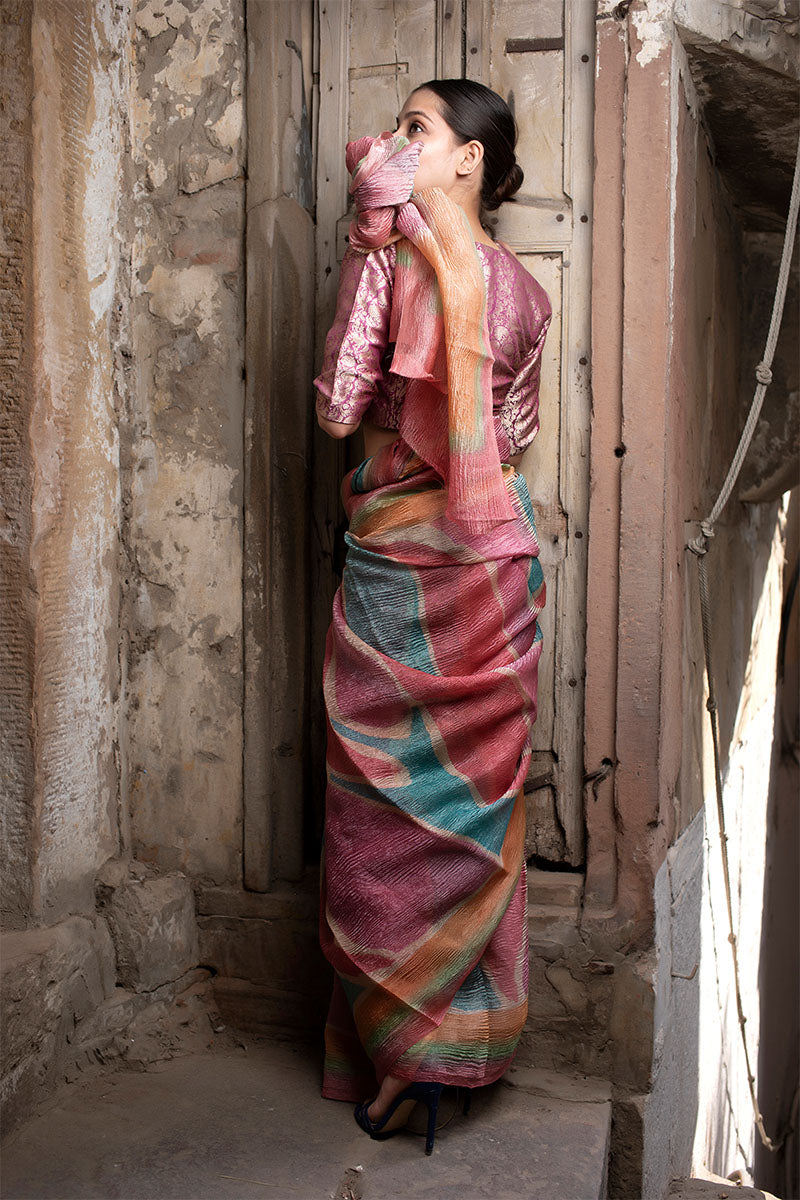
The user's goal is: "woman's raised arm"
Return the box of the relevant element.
[317,413,361,439]
[314,246,395,434]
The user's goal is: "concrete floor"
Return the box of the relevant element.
[1,1036,612,1200]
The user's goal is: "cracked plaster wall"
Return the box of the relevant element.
[2,0,249,911]
[124,0,246,883]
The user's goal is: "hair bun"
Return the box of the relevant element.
[485,161,524,211]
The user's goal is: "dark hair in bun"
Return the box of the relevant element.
[414,78,523,211]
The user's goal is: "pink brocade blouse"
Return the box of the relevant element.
[314,240,552,458]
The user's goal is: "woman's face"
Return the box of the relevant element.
[394,88,482,197]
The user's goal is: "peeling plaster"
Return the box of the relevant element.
[207,95,242,151]
[125,0,245,884]
[144,263,223,340]
[631,0,674,67]
[154,31,225,95]
[136,0,211,39]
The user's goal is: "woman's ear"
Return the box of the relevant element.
[456,139,485,179]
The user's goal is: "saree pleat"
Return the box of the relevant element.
[319,440,545,1101]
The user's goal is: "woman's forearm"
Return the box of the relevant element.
[317,413,361,439]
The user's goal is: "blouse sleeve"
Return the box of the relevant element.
[313,245,395,425]
[496,304,552,457]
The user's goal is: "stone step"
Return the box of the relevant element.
[669,1177,780,1200]
[198,867,586,921]
[0,1038,612,1200]
[527,902,584,953]
[526,866,584,909]
[198,873,585,922]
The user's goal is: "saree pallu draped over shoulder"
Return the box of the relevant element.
[319,441,545,1099]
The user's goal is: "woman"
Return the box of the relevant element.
[314,78,552,1156]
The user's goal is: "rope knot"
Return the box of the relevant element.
[755,362,773,386]
[687,520,715,556]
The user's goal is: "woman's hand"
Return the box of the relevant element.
[317,414,361,439]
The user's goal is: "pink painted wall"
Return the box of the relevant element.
[585,7,785,941]
[586,18,675,944]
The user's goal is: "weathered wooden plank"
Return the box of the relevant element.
[348,0,438,138]
[552,0,594,865]
[519,250,564,754]
[310,0,351,852]
[316,0,351,338]
[244,0,316,890]
[436,0,463,79]
[480,0,594,864]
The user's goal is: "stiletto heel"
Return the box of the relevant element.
[462,1087,472,1116]
[423,1085,440,1155]
[354,1080,444,1155]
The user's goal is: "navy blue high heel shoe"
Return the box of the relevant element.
[354,1080,444,1155]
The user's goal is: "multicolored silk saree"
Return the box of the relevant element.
[318,131,547,1101]
[319,442,545,1100]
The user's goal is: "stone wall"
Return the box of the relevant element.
[632,9,791,1194]
[125,0,246,884]
[737,232,799,501]
[0,0,247,1134]
[1,865,215,1137]
[587,4,795,1194]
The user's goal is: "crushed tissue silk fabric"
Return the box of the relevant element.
[319,440,545,1099]
[345,130,516,533]
[313,240,553,456]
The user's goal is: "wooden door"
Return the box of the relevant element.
[244,0,316,891]
[314,0,594,865]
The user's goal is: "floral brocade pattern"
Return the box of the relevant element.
[314,241,552,458]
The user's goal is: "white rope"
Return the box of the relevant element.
[686,127,800,1155]
[688,129,800,556]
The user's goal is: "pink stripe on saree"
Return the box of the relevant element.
[319,442,545,1099]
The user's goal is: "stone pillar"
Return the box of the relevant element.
[1,0,130,929]
[1,0,36,929]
